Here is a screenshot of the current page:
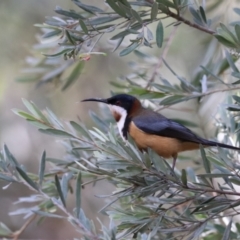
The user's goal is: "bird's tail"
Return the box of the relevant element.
[204,140,240,151]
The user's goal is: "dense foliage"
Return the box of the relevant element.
[2,0,240,239]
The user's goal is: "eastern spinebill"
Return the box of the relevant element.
[82,94,239,170]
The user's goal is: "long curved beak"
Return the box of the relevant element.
[81,98,108,104]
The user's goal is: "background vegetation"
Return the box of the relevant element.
[1,0,240,239]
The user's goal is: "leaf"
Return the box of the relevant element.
[222,218,232,240]
[89,16,120,25]
[65,30,75,45]
[73,0,103,14]
[33,210,64,219]
[111,29,138,40]
[12,109,39,121]
[0,222,12,236]
[79,19,88,34]
[106,0,127,17]
[55,6,85,19]
[55,175,66,207]
[214,35,237,48]
[76,172,81,218]
[0,173,16,182]
[131,9,142,23]
[225,50,239,73]
[199,6,207,24]
[119,42,140,56]
[42,29,62,39]
[62,61,85,91]
[16,166,39,191]
[70,121,90,138]
[3,144,20,167]
[235,24,240,42]
[151,2,158,20]
[39,151,46,187]
[22,99,49,123]
[189,7,203,25]
[181,169,187,186]
[200,145,211,174]
[39,129,74,138]
[232,95,240,103]
[42,49,71,58]
[146,27,153,41]
[156,20,164,48]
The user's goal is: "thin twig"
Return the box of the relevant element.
[11,214,37,240]
[146,25,179,88]
[145,0,215,35]
[156,85,240,111]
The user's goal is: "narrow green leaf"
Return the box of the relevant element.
[43,49,71,58]
[232,95,240,103]
[220,23,239,44]
[156,20,164,48]
[22,99,50,123]
[39,151,46,186]
[106,0,126,17]
[151,2,158,20]
[42,29,62,39]
[113,36,124,52]
[181,169,187,186]
[119,42,140,56]
[65,30,75,45]
[12,109,38,121]
[70,121,90,138]
[198,173,234,178]
[200,145,211,174]
[131,9,142,23]
[199,6,207,23]
[55,175,66,207]
[62,61,85,91]
[0,222,12,236]
[0,173,16,182]
[3,145,20,167]
[235,24,240,42]
[89,16,119,25]
[33,210,64,219]
[189,7,203,25]
[73,0,103,14]
[16,166,38,191]
[222,218,232,240]
[214,34,237,48]
[39,129,74,138]
[234,8,240,16]
[79,19,88,34]
[111,29,138,40]
[76,172,81,218]
[55,6,85,19]
[225,50,239,73]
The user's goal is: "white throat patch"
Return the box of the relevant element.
[109,105,127,139]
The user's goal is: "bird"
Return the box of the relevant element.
[82,94,240,170]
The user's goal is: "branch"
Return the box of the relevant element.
[145,0,215,35]
[11,214,36,240]
[167,10,215,35]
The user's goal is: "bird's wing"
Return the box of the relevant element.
[132,112,205,144]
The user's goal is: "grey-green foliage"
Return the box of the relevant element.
[3,0,240,239]
[18,0,240,91]
[0,97,240,239]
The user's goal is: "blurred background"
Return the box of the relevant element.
[0,0,239,238]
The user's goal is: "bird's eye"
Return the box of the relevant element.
[116,101,121,106]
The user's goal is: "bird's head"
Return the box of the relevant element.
[82,94,141,122]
